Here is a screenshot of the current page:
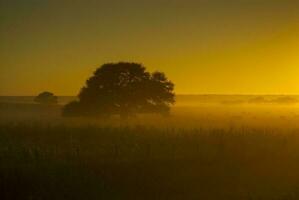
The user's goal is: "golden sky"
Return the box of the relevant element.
[1,0,299,95]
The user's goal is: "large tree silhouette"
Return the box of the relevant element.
[63,62,175,117]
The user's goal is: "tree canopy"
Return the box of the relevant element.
[34,91,58,104]
[63,62,175,117]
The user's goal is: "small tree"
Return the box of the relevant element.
[34,91,58,104]
[63,62,175,117]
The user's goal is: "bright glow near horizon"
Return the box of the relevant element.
[1,0,299,95]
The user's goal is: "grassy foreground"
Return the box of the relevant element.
[1,123,299,200]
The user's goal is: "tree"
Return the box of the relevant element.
[34,91,58,104]
[63,62,175,118]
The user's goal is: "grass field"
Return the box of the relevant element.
[1,96,299,199]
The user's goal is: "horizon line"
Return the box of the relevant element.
[1,93,299,97]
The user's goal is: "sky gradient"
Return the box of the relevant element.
[1,0,299,95]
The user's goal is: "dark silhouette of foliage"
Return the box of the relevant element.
[34,91,58,104]
[63,62,175,117]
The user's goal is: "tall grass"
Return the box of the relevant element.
[1,123,299,199]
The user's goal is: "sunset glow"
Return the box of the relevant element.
[1,0,299,95]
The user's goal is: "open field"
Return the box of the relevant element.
[1,96,299,199]
[3,0,299,199]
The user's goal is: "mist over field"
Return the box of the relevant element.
[1,95,299,129]
[1,95,299,199]
[2,0,299,199]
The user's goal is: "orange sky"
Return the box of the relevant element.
[1,0,299,95]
